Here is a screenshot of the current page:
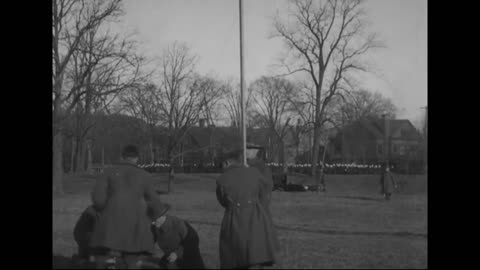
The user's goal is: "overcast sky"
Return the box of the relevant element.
[115,0,427,128]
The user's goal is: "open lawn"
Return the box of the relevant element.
[53,173,427,269]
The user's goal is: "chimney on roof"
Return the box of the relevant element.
[199,118,206,128]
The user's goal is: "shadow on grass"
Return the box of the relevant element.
[53,254,95,269]
[155,189,169,195]
[334,195,385,202]
[52,254,73,269]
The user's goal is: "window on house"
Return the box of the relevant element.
[399,145,405,155]
[393,144,398,153]
[335,143,342,154]
[377,144,383,155]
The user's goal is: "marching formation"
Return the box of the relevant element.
[138,162,398,175]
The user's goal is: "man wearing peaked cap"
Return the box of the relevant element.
[89,145,170,269]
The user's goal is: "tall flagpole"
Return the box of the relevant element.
[239,0,247,166]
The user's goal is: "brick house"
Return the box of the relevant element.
[328,118,424,171]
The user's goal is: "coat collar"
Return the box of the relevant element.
[225,164,246,171]
[155,215,173,234]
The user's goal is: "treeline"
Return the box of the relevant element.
[53,0,414,195]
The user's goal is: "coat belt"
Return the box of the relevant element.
[226,197,258,207]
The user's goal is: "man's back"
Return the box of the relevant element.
[90,162,163,253]
[216,164,278,269]
[217,165,264,205]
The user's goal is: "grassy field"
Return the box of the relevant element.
[53,173,427,269]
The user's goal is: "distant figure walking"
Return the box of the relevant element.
[89,145,169,269]
[216,149,279,269]
[380,163,398,200]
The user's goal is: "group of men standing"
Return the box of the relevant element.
[74,145,279,269]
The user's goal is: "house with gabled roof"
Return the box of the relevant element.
[328,117,424,171]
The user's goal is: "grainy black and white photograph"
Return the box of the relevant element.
[52,0,427,268]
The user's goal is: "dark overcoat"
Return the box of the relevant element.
[151,215,205,269]
[248,158,280,251]
[216,164,278,269]
[248,158,273,206]
[73,205,100,259]
[89,162,166,253]
[380,171,396,194]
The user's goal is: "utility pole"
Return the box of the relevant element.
[239,0,247,166]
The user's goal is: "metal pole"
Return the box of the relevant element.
[239,0,247,166]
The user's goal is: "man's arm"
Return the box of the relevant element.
[143,174,169,220]
[172,220,188,259]
[216,183,228,208]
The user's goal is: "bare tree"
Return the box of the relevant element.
[155,42,221,193]
[65,23,147,174]
[119,83,162,164]
[222,79,255,130]
[190,74,227,126]
[271,0,382,184]
[250,76,296,170]
[53,0,123,194]
[331,89,397,127]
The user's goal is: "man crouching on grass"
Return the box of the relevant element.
[149,201,206,269]
[73,205,102,265]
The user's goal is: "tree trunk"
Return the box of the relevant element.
[86,140,92,173]
[309,130,313,164]
[167,138,175,193]
[295,141,300,164]
[168,156,175,194]
[70,137,76,173]
[319,140,328,192]
[362,148,366,164]
[75,138,86,172]
[280,140,288,173]
[53,73,64,195]
[150,141,154,164]
[53,131,64,195]
[312,124,321,182]
[101,147,105,169]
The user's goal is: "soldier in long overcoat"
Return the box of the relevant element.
[89,145,169,269]
[246,148,280,254]
[216,150,278,269]
[73,205,101,262]
[380,164,398,200]
[246,148,273,207]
